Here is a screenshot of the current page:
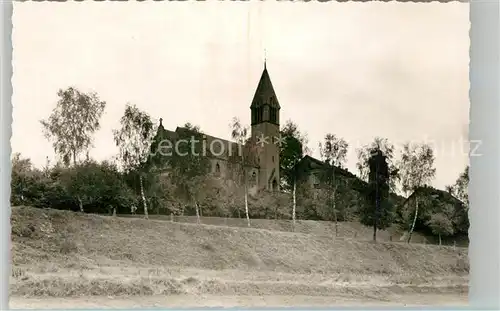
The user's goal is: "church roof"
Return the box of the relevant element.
[250,64,281,109]
[152,123,259,168]
[295,155,359,180]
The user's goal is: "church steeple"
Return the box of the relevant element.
[250,63,280,126]
[249,62,281,192]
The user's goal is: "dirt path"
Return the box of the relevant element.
[10,293,468,309]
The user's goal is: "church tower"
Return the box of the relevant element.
[250,62,281,191]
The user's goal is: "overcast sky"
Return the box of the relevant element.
[12,1,469,190]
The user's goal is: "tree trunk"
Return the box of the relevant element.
[407,198,419,243]
[373,223,377,242]
[194,200,200,224]
[139,174,149,220]
[112,206,116,217]
[244,183,250,227]
[438,233,442,246]
[77,196,84,213]
[292,176,296,229]
[333,185,339,237]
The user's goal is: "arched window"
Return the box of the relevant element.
[215,162,221,177]
[256,107,263,123]
[250,171,257,187]
[269,107,277,123]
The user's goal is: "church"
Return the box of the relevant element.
[152,63,282,192]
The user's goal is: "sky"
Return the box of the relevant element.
[12,1,469,190]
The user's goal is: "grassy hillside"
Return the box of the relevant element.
[10,206,468,299]
[118,214,436,244]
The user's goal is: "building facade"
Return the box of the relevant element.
[152,63,281,192]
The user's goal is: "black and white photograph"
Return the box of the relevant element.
[9,1,470,308]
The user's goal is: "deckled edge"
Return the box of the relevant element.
[469,0,500,308]
[0,0,13,310]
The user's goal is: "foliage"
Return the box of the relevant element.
[426,212,455,239]
[448,165,469,207]
[40,87,106,166]
[167,124,212,206]
[112,104,157,217]
[11,154,135,214]
[113,104,155,173]
[60,160,136,214]
[319,133,349,167]
[401,186,467,239]
[358,148,394,236]
[11,153,47,207]
[356,137,399,191]
[249,190,291,219]
[279,120,309,191]
[398,142,436,196]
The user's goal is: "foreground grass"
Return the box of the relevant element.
[10,206,469,299]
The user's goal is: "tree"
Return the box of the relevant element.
[60,160,135,214]
[319,134,348,168]
[10,153,45,206]
[449,165,469,206]
[230,117,252,227]
[398,142,436,243]
[279,120,310,226]
[356,137,399,191]
[166,123,212,221]
[318,133,349,236]
[40,87,106,166]
[248,190,291,220]
[113,104,155,219]
[359,148,393,241]
[279,120,309,191]
[427,211,455,245]
[446,165,469,235]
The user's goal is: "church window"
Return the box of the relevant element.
[270,107,277,123]
[250,171,257,187]
[215,162,221,177]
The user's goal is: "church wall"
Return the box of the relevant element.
[251,122,280,191]
[209,157,259,187]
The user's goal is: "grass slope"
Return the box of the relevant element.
[119,214,435,244]
[10,206,469,300]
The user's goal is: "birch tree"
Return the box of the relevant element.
[280,121,309,189]
[398,142,436,243]
[230,117,251,227]
[40,87,106,211]
[113,104,155,219]
[319,133,349,236]
[40,87,106,167]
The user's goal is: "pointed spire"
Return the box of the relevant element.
[250,62,280,109]
[264,48,267,70]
